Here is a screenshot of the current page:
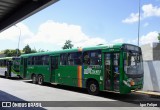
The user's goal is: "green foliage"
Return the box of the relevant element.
[38,49,45,52]
[2,44,49,57]
[31,49,37,53]
[4,49,21,57]
[23,44,32,54]
[23,45,38,54]
[97,44,104,46]
[62,40,73,49]
[158,33,160,42]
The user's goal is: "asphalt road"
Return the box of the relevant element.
[0,76,160,110]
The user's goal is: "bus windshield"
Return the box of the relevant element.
[124,51,144,77]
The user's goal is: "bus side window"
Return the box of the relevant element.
[83,51,90,65]
[42,55,49,65]
[90,50,101,65]
[32,57,34,65]
[34,56,38,65]
[60,54,68,65]
[34,56,43,65]
[4,60,6,66]
[68,52,82,65]
[113,53,120,79]
[21,58,23,65]
[28,57,32,65]
[114,53,120,66]
[68,53,74,65]
[76,52,82,65]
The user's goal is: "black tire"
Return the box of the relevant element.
[87,80,99,95]
[32,74,37,84]
[17,75,22,79]
[37,75,44,85]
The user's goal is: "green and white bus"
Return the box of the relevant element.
[19,43,144,94]
[0,57,20,78]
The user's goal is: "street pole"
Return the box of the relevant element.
[15,25,21,56]
[138,0,141,46]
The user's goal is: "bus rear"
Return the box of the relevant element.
[0,57,20,78]
[0,57,12,77]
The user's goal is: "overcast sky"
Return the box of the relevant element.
[0,0,160,51]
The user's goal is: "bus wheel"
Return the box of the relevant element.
[87,80,99,95]
[17,75,22,79]
[37,75,44,85]
[32,75,37,84]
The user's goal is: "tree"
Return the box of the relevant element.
[62,40,73,49]
[38,49,45,52]
[23,44,32,54]
[31,49,37,53]
[4,49,10,56]
[158,33,160,42]
[97,44,104,46]
[4,49,21,57]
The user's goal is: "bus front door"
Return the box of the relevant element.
[104,52,120,91]
[50,56,58,83]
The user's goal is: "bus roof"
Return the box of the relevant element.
[20,43,125,58]
[82,43,124,51]
[0,57,12,60]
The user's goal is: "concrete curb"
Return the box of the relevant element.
[135,91,160,96]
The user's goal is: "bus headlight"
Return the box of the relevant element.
[130,80,135,86]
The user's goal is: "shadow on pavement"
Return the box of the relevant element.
[24,80,160,107]
[0,75,23,80]
[0,90,46,110]
[1,77,159,107]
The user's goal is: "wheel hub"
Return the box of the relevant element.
[90,84,96,92]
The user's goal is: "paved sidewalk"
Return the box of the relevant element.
[136,91,160,97]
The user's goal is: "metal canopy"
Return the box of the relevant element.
[0,0,59,32]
